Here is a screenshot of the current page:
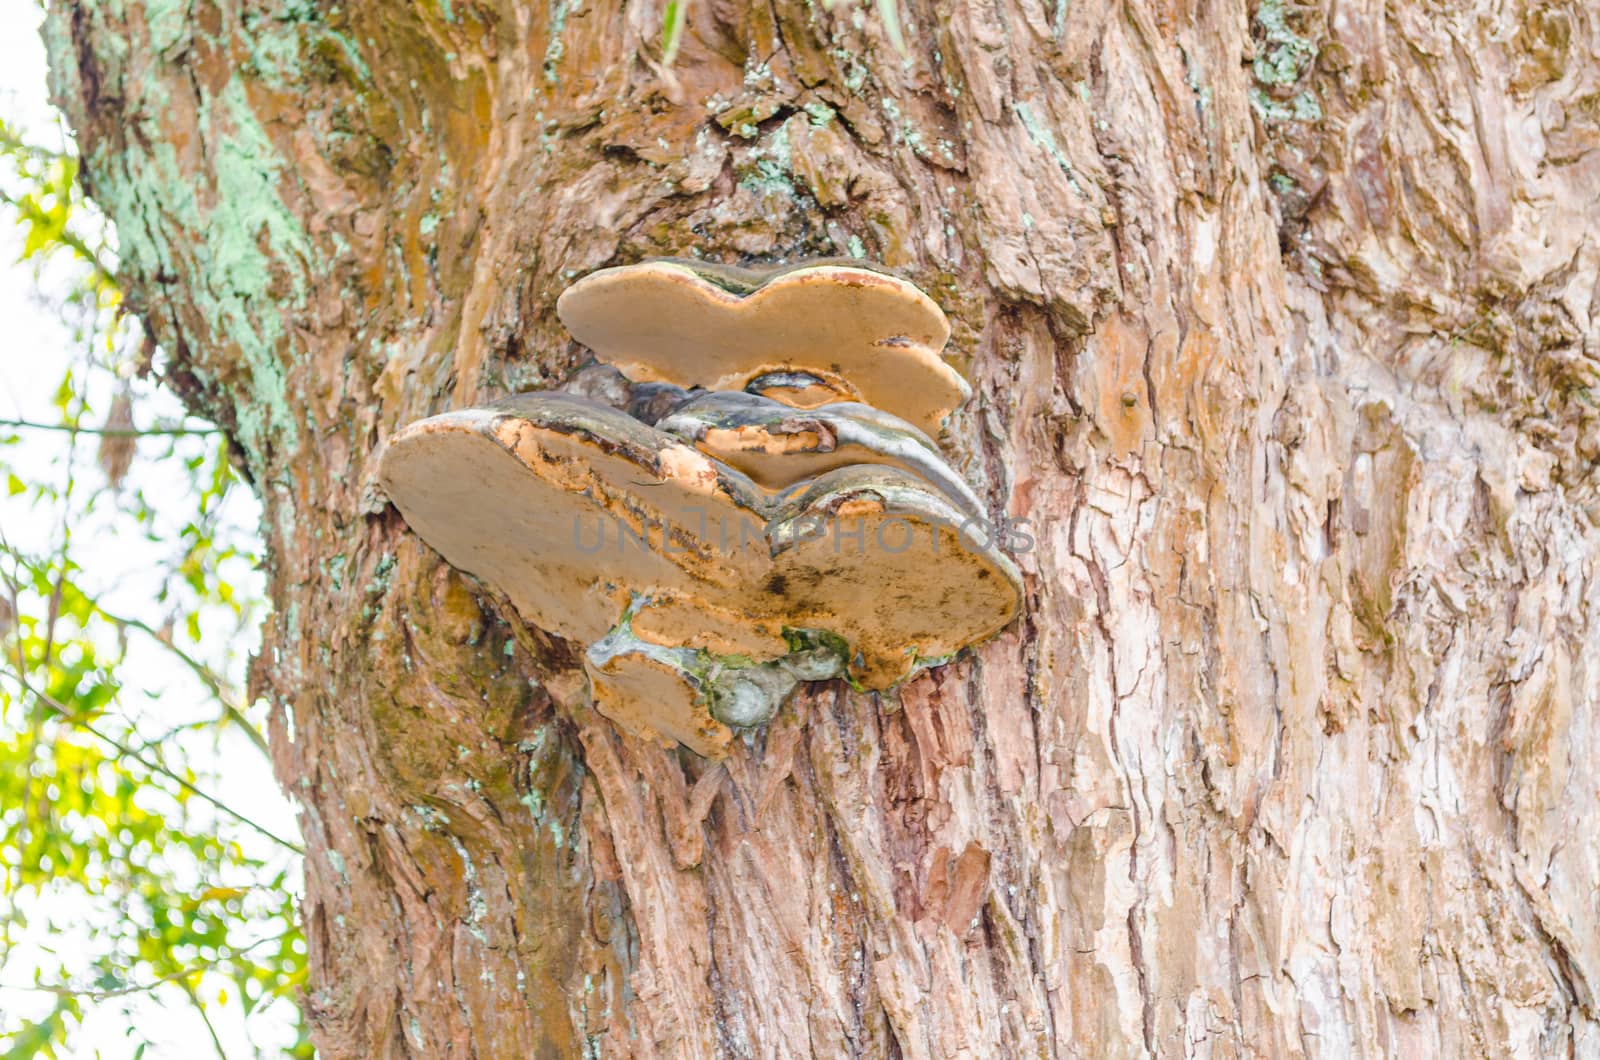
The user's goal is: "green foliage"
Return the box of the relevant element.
[0,80,308,1059]
[660,0,687,66]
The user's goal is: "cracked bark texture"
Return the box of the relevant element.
[45,0,1600,1055]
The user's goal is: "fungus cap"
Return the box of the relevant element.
[378,394,1022,754]
[376,392,772,650]
[585,618,736,758]
[764,463,1022,689]
[556,259,970,436]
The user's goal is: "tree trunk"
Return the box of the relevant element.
[45,0,1600,1054]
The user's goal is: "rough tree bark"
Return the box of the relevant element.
[45,0,1600,1055]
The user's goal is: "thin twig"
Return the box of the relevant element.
[88,605,267,758]
[0,417,217,437]
[0,965,202,1001]
[178,975,231,1060]
[0,542,270,759]
[0,931,293,1002]
[0,671,303,854]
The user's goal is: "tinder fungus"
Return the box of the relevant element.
[379,259,1021,757]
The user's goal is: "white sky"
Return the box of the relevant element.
[0,2,305,1056]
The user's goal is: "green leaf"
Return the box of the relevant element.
[661,0,687,65]
[0,97,304,1060]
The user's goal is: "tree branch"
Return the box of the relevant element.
[0,670,303,854]
[0,544,269,759]
[0,417,218,437]
[91,605,268,758]
[0,931,293,1002]
[177,975,231,1060]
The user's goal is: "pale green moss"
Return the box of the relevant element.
[803,101,836,127]
[1253,0,1315,85]
[237,0,370,90]
[73,34,312,463]
[1052,0,1069,38]
[365,553,396,595]
[412,805,451,830]
[1013,100,1086,196]
[247,20,303,86]
[202,79,314,451]
[738,122,795,198]
[839,51,868,95]
[543,0,569,82]
[447,834,489,942]
[141,0,189,53]
[1249,86,1323,122]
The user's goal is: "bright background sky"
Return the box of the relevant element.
[0,1,303,1055]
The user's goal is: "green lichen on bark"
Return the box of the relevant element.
[1251,0,1315,85]
[1247,0,1322,125]
[44,1,316,465]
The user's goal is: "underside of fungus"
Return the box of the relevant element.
[656,390,987,517]
[379,260,1022,757]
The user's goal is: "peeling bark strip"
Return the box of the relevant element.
[45,0,1600,1055]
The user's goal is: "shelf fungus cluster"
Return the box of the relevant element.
[378,260,1022,757]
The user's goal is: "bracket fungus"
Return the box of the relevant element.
[555,259,971,437]
[656,390,987,518]
[744,370,858,410]
[379,259,1022,758]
